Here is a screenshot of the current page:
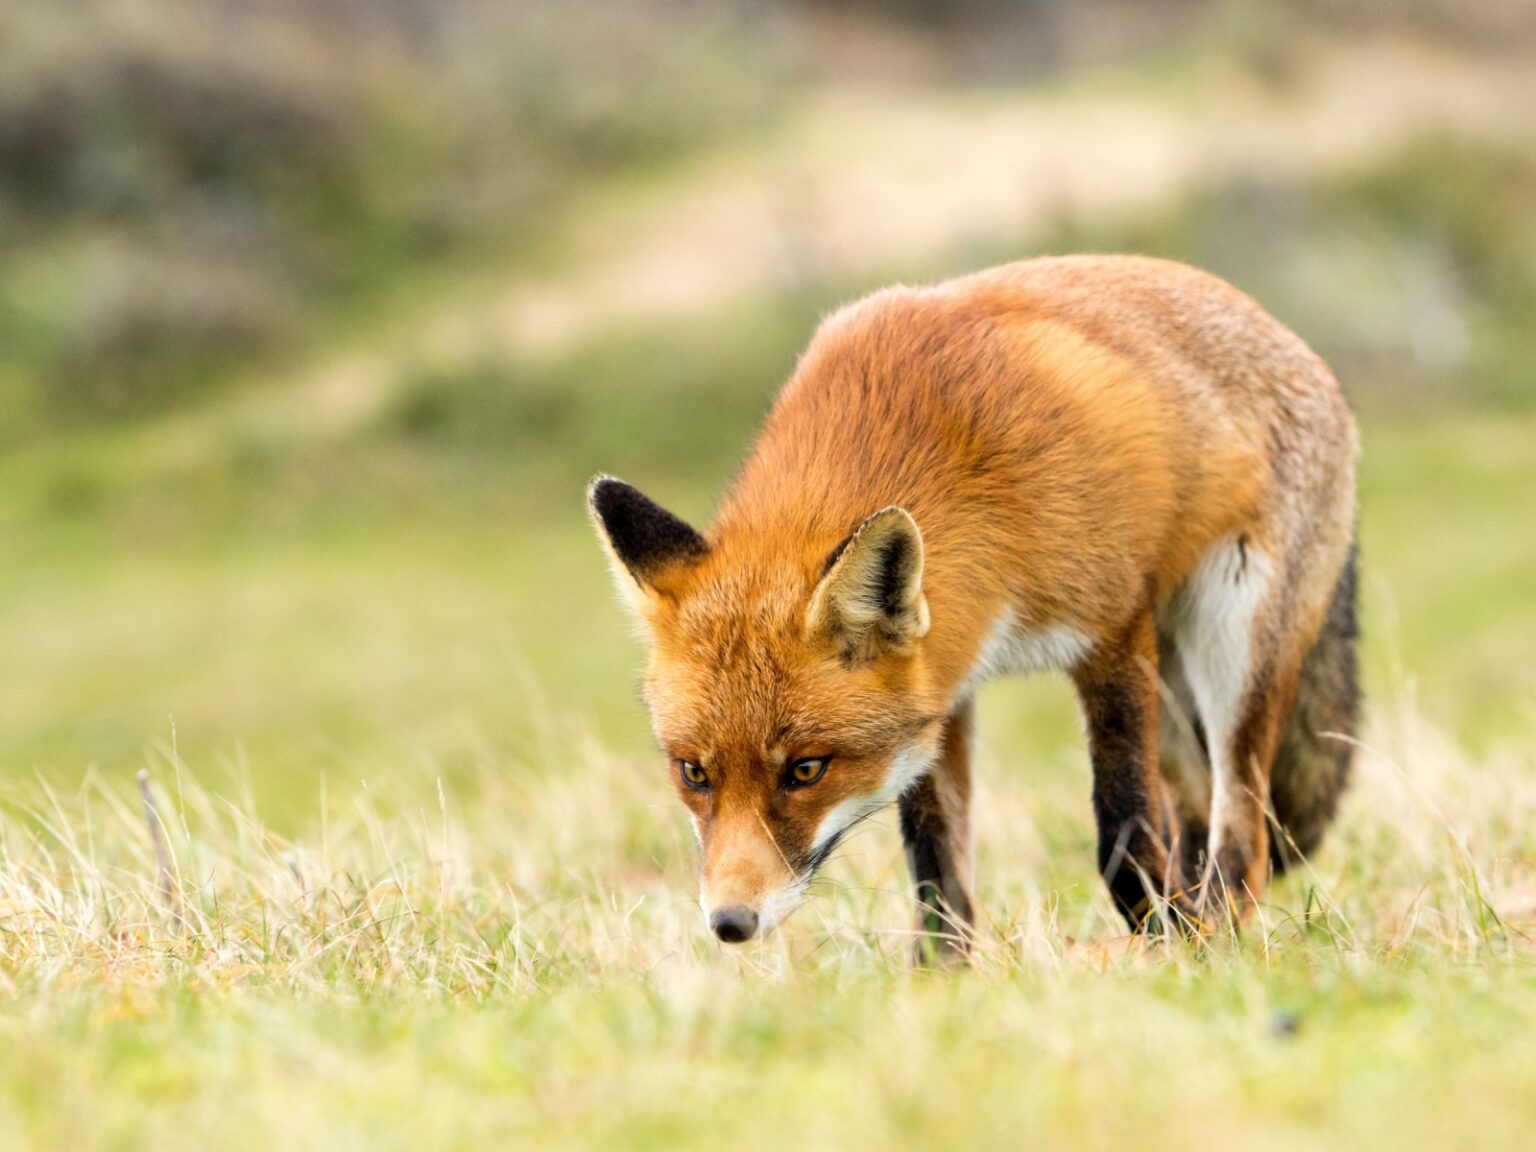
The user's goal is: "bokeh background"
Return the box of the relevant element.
[2,0,1534,826]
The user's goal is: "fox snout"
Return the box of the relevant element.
[699,834,805,944]
[701,880,809,945]
[707,906,759,943]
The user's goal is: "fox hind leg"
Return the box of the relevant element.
[1172,535,1306,920]
[1205,659,1304,916]
[899,697,976,964]
[1156,636,1212,891]
[1073,610,1195,933]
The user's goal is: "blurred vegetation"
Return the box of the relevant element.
[1048,139,1536,413]
[374,138,1536,480]
[0,1,1531,804]
[10,0,1529,436]
[0,0,1527,806]
[3,146,1534,813]
[1,5,1535,1148]
[0,0,779,434]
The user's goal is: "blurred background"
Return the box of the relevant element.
[1,0,1533,826]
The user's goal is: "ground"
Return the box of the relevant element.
[2,18,1536,1151]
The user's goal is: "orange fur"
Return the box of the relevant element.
[591,255,1358,945]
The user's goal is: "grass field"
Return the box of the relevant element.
[4,11,1536,1148]
[3,333,1534,1149]
[1,633,1535,1150]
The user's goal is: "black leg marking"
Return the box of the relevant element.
[1074,616,1192,933]
[898,701,976,963]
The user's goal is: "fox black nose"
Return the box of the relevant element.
[709,906,759,944]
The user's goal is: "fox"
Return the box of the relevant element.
[589,255,1359,956]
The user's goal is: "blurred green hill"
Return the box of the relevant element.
[0,0,780,433]
[9,0,1533,436]
[0,0,1533,817]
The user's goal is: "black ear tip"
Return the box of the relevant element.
[587,474,631,519]
[588,475,654,525]
[587,476,707,575]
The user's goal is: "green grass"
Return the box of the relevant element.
[2,687,1535,1150]
[3,113,1536,1149]
[1,336,1533,1152]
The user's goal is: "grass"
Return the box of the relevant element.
[0,389,1532,1147]
[2,58,1535,1148]
[2,688,1535,1149]
[1,382,1533,1147]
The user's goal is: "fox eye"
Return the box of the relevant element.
[786,757,830,788]
[677,760,709,791]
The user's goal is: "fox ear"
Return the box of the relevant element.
[807,506,930,660]
[587,475,707,610]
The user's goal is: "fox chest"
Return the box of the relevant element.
[966,609,1094,687]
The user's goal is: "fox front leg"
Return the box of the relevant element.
[899,697,977,964]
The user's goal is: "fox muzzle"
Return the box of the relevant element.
[708,905,760,943]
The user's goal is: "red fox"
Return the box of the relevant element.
[590,255,1359,954]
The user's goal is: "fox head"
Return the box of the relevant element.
[588,476,945,943]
